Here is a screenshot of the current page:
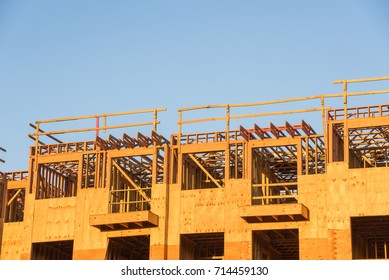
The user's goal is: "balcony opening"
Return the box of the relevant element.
[252,146,298,205]
[31,240,73,260]
[81,152,106,188]
[109,156,153,213]
[106,235,150,260]
[229,143,244,179]
[348,126,389,169]
[352,216,389,259]
[182,151,225,190]
[252,229,299,260]
[180,232,224,260]
[5,188,25,222]
[36,161,78,199]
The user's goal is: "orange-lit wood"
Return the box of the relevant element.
[1,76,389,260]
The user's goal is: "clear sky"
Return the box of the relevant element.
[0,0,388,171]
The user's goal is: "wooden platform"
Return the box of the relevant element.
[240,203,309,223]
[90,211,158,231]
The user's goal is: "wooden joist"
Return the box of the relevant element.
[239,125,252,141]
[151,130,170,146]
[108,135,122,150]
[254,124,267,140]
[285,121,296,138]
[96,136,109,150]
[122,133,137,148]
[137,132,152,147]
[269,122,281,139]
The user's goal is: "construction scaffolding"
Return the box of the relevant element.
[1,76,389,260]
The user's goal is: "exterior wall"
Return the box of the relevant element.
[2,155,389,260]
[1,108,389,260]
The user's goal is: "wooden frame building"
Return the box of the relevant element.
[1,76,389,260]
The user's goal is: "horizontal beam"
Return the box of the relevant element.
[178,116,226,125]
[29,121,159,136]
[333,76,389,84]
[231,107,331,120]
[37,108,167,124]
[252,182,297,187]
[179,104,227,112]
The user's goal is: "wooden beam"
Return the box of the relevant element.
[106,224,115,230]
[301,120,312,136]
[137,132,151,147]
[188,154,223,188]
[254,124,266,139]
[255,216,263,222]
[269,122,280,139]
[108,135,122,150]
[122,133,136,148]
[240,125,251,141]
[285,121,296,138]
[119,223,129,229]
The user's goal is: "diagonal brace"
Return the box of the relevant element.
[7,189,22,206]
[112,161,150,201]
[188,154,223,188]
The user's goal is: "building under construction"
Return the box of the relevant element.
[1,76,389,260]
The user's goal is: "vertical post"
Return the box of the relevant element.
[320,95,325,134]
[226,105,230,144]
[95,117,99,137]
[177,111,183,188]
[314,137,318,174]
[153,109,158,132]
[385,241,387,259]
[225,105,230,180]
[178,111,182,151]
[320,95,328,168]
[33,122,40,194]
[103,116,107,134]
[328,122,334,163]
[152,147,158,186]
[305,138,309,174]
[374,239,378,259]
[297,139,302,176]
[343,81,349,165]
[106,155,113,212]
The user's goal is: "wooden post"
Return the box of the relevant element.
[95,117,99,137]
[225,105,230,180]
[343,81,349,165]
[153,109,158,132]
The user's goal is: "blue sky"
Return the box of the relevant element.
[0,0,388,171]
